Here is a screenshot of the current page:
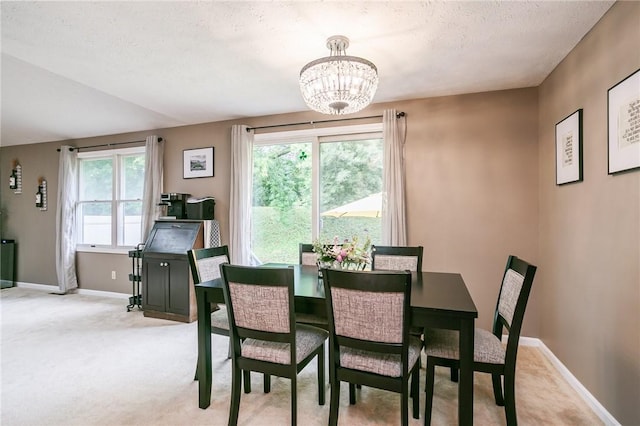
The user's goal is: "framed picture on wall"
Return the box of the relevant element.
[555,109,583,185]
[608,68,640,174]
[183,147,214,179]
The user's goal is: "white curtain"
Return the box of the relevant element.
[141,135,164,242]
[229,125,255,265]
[55,146,79,293]
[382,109,407,245]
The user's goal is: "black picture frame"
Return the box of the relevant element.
[183,147,214,179]
[607,68,640,174]
[555,109,583,185]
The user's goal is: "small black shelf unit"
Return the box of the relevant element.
[127,243,144,311]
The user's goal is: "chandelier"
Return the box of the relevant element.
[299,35,378,115]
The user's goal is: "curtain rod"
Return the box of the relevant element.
[56,138,163,152]
[246,111,405,132]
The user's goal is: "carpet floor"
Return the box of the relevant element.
[1,287,603,425]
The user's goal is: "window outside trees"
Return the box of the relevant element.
[77,147,145,248]
[252,128,382,264]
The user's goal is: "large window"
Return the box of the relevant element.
[252,124,383,264]
[77,147,145,248]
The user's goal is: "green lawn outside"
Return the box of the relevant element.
[252,206,381,264]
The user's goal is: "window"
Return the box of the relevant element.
[77,147,145,248]
[252,124,383,264]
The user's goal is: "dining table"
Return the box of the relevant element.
[195,264,478,425]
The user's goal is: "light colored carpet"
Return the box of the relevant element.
[1,287,603,426]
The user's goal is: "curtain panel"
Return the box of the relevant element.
[229,125,255,265]
[55,146,79,293]
[382,109,408,245]
[141,135,164,242]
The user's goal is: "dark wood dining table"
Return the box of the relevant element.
[195,264,478,425]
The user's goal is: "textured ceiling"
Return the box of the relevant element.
[0,1,614,146]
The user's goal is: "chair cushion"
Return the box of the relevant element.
[498,268,525,327]
[198,255,228,281]
[374,254,419,272]
[331,287,405,344]
[211,305,229,330]
[301,252,317,266]
[228,282,290,333]
[424,328,505,365]
[339,336,422,377]
[241,324,328,365]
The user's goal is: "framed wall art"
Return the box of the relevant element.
[608,68,640,174]
[183,147,214,179]
[555,109,583,185]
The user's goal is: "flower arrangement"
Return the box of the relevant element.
[312,235,372,271]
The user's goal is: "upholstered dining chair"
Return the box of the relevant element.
[322,268,422,426]
[220,264,328,426]
[187,246,232,374]
[371,245,424,272]
[299,243,317,266]
[423,255,537,426]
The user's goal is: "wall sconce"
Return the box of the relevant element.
[36,178,47,211]
[9,161,22,194]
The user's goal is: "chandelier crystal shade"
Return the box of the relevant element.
[299,35,378,115]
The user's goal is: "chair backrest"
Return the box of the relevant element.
[371,245,423,272]
[494,255,537,365]
[187,245,230,284]
[220,264,296,359]
[322,269,413,372]
[299,242,346,266]
[299,243,317,266]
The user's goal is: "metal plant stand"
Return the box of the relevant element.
[127,243,144,311]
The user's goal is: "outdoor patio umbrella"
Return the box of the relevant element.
[321,192,382,218]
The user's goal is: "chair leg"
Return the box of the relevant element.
[194,356,199,381]
[401,383,409,426]
[411,367,420,419]
[329,377,340,426]
[243,370,251,394]
[318,348,325,405]
[229,364,242,426]
[450,366,459,382]
[492,373,504,406]
[504,372,517,426]
[424,357,436,426]
[349,383,356,405]
[264,373,271,393]
[291,376,297,426]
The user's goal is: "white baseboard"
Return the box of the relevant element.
[513,336,620,426]
[15,281,129,300]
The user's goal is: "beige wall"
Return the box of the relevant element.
[538,2,639,424]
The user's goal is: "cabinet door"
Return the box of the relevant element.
[143,259,168,312]
[166,259,190,316]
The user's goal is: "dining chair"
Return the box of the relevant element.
[322,268,422,426]
[299,243,317,266]
[423,255,537,426]
[187,246,232,372]
[220,264,328,426]
[371,245,424,272]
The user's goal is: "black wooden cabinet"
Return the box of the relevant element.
[142,220,203,322]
